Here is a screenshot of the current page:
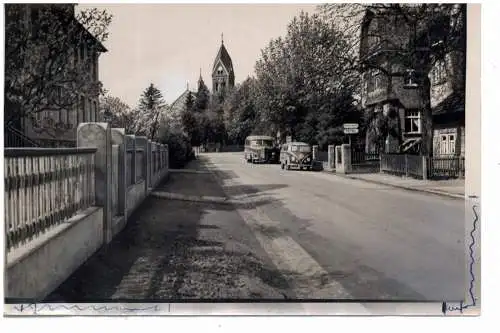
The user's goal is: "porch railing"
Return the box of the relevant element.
[4,148,97,251]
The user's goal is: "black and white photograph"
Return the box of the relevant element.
[2,1,483,318]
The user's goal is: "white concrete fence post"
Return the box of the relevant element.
[77,122,113,244]
[162,144,167,170]
[312,145,318,161]
[111,128,126,217]
[160,144,164,169]
[125,135,136,186]
[165,144,169,177]
[135,136,148,192]
[328,145,335,170]
[147,139,153,191]
[335,144,352,174]
[152,143,158,186]
[156,143,161,174]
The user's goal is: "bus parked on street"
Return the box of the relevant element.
[244,135,280,164]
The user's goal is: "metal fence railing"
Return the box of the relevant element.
[407,154,425,179]
[381,153,465,179]
[381,154,407,176]
[352,149,380,164]
[4,148,97,251]
[429,155,465,179]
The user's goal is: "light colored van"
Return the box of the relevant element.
[279,142,313,170]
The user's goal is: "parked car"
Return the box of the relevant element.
[244,135,280,164]
[280,142,313,170]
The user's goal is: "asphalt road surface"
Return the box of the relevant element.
[48,152,465,302]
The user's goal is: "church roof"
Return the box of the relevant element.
[170,89,195,112]
[212,42,234,74]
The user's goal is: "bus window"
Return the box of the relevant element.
[262,140,273,147]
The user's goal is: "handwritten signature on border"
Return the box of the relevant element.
[443,201,479,314]
[12,303,163,314]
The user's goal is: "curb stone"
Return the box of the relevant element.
[151,191,231,204]
[336,174,465,200]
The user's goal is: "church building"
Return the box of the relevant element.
[211,34,235,97]
[164,35,235,127]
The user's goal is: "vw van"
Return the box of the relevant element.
[244,135,280,164]
[280,142,313,170]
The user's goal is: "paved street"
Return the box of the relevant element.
[48,152,465,302]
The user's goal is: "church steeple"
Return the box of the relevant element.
[212,34,235,96]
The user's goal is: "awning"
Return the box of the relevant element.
[401,138,422,152]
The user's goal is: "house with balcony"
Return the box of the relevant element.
[359,9,422,154]
[4,4,107,148]
[359,6,466,157]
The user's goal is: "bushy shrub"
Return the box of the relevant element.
[159,130,194,169]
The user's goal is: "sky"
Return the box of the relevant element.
[78,3,319,106]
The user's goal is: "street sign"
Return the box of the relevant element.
[343,128,359,134]
[343,123,359,129]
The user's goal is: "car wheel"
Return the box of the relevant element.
[286,163,291,170]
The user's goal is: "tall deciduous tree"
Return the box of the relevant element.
[99,94,135,133]
[223,77,260,145]
[4,4,112,127]
[254,11,360,144]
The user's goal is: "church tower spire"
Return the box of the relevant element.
[212,34,235,97]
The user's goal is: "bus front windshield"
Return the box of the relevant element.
[250,139,274,147]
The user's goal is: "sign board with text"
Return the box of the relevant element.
[343,128,359,134]
[343,123,359,129]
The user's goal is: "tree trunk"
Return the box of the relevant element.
[419,75,433,157]
[150,109,161,141]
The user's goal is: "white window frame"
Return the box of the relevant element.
[405,110,422,134]
[440,133,456,155]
